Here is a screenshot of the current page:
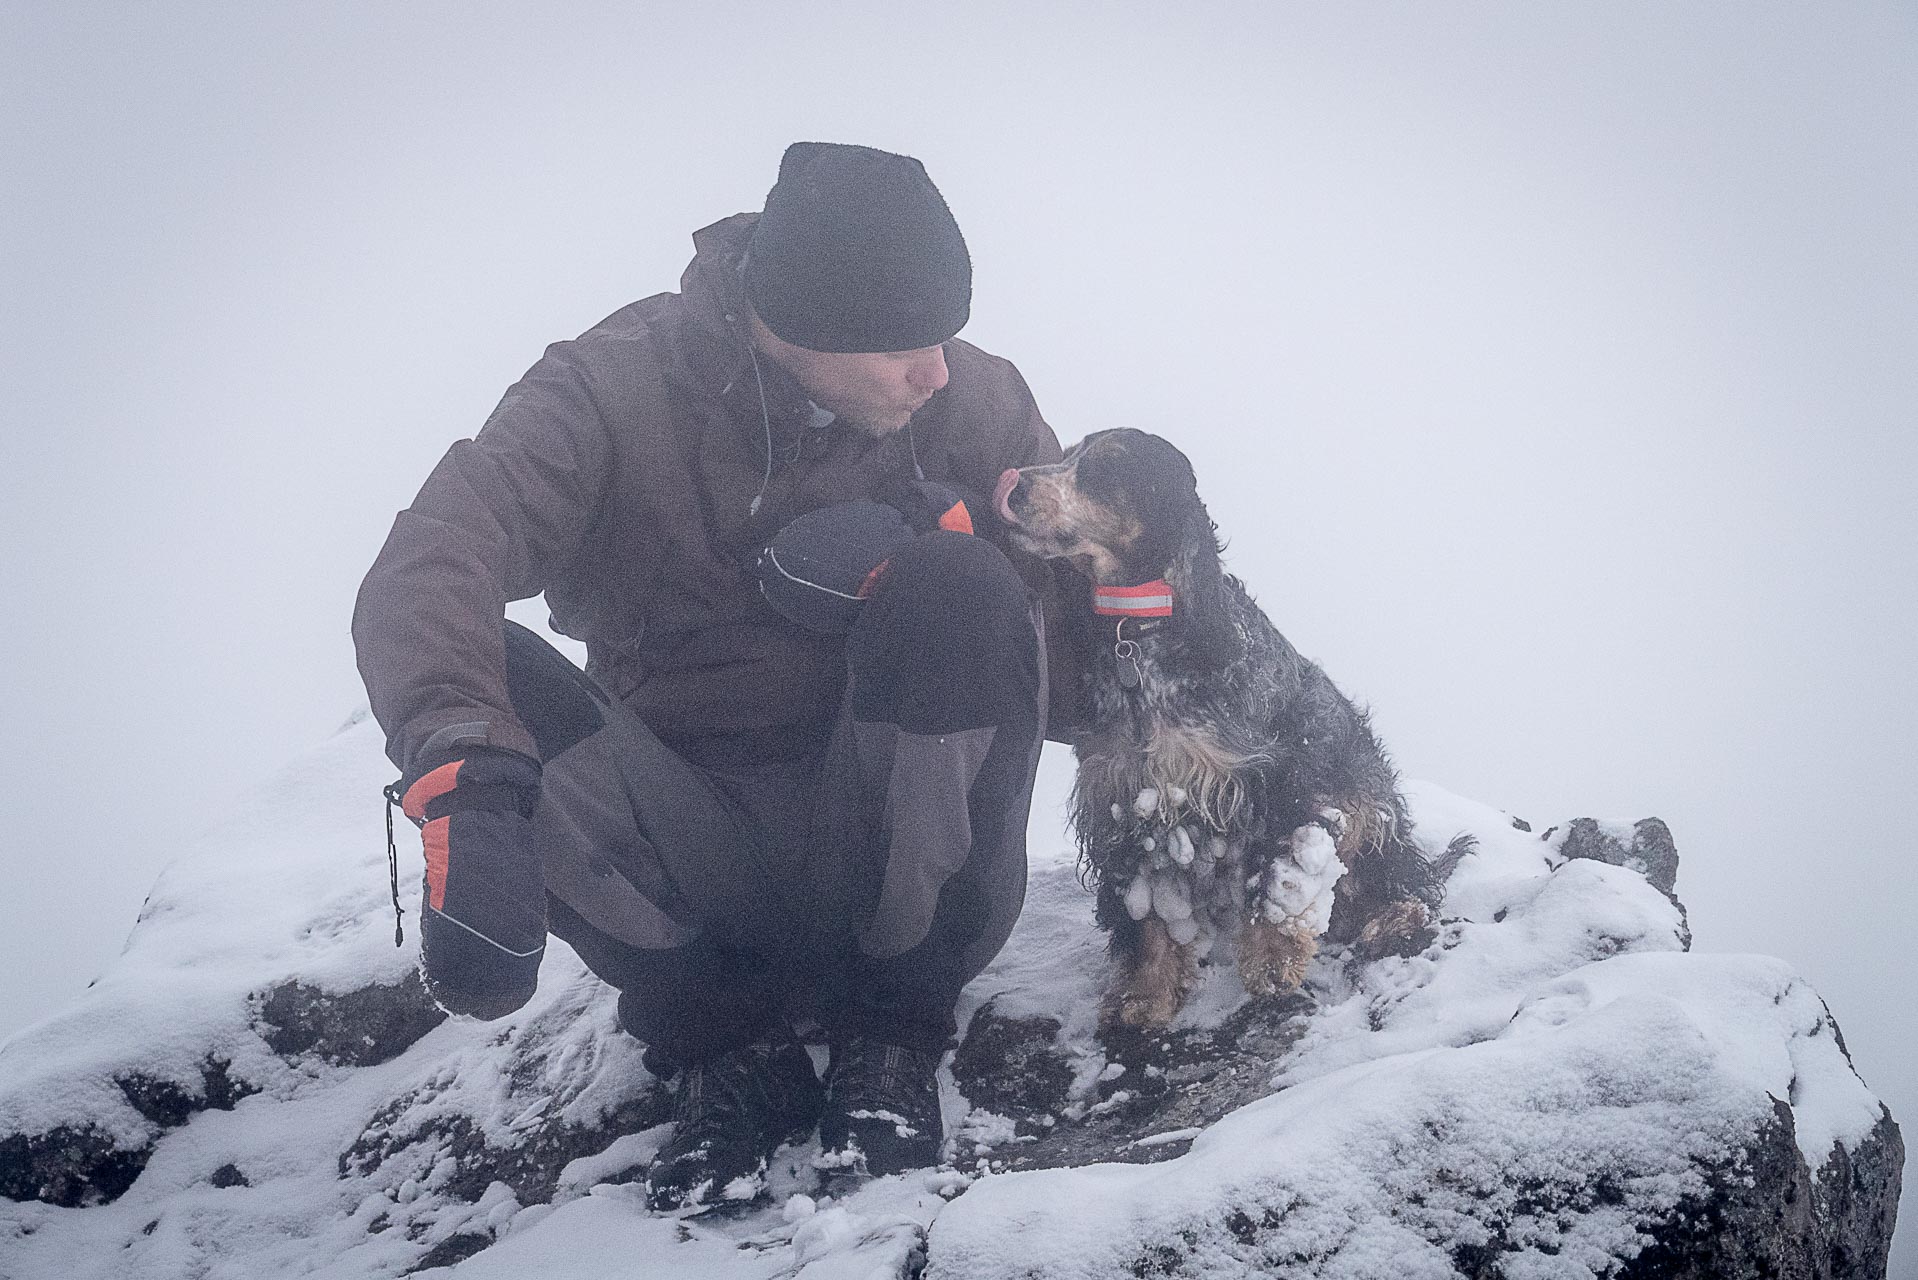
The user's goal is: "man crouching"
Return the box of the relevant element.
[355,143,1078,1210]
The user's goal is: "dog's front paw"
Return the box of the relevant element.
[1248,831,1347,936]
[1101,917,1198,1031]
[1101,983,1182,1031]
[1238,917,1317,997]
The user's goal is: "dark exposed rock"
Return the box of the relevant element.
[341,1087,669,1207]
[1618,1100,1904,1279]
[1031,1100,1904,1280]
[0,1125,149,1207]
[1558,816,1680,895]
[0,976,434,1211]
[950,1003,1074,1123]
[408,1230,493,1273]
[255,971,447,1067]
[327,981,665,1274]
[951,992,1316,1173]
[1812,1106,1904,1275]
[115,1056,256,1128]
[208,1162,249,1188]
[116,1075,195,1128]
[1,1057,257,1207]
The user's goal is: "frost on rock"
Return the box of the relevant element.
[0,722,1902,1279]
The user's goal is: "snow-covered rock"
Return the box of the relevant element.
[0,721,1901,1278]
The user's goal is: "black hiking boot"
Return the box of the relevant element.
[644,1040,824,1212]
[818,1039,944,1177]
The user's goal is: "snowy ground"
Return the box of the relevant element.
[0,716,1895,1278]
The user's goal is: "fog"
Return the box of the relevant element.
[4,2,1912,1264]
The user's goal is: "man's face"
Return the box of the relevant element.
[751,313,950,435]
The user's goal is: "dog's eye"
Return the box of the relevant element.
[1075,451,1125,499]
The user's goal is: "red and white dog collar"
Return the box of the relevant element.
[1092,580,1174,618]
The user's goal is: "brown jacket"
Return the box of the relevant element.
[354,214,1081,773]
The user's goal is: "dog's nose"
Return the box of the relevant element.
[994,468,1023,524]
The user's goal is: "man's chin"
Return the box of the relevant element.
[842,410,916,437]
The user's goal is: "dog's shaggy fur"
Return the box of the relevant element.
[1000,429,1466,1030]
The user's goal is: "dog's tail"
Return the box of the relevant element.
[1421,832,1476,906]
[1358,827,1475,915]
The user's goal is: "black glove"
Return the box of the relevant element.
[886,477,981,535]
[755,484,979,634]
[398,746,546,1019]
[755,499,915,634]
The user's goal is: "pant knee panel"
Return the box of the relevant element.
[849,532,1037,733]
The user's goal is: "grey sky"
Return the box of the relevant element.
[4,1,1913,1262]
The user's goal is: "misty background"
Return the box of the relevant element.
[4,2,1912,1265]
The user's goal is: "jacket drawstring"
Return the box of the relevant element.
[745,334,775,518]
[741,315,924,513]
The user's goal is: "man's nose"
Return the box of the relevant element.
[908,346,949,394]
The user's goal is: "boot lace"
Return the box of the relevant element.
[833,1042,938,1121]
[670,1050,774,1154]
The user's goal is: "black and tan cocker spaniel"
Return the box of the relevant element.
[996,429,1466,1029]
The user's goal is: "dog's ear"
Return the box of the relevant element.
[1126,437,1203,572]
[1163,491,1227,616]
[1136,438,1234,655]
[1129,440,1213,585]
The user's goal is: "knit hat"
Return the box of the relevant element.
[744,142,972,354]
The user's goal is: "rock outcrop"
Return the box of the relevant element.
[0,722,1901,1278]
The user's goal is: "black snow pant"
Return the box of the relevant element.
[500,532,1047,1072]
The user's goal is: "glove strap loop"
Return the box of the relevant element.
[382,781,407,947]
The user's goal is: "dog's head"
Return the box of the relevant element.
[995,428,1219,587]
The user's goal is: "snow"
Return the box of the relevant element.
[417,1191,750,1279]
[1168,823,1195,866]
[0,722,1895,1278]
[1129,1127,1203,1148]
[553,1127,668,1196]
[954,1109,1023,1156]
[1507,952,1886,1168]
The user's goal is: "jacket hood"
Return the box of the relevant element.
[677,214,758,381]
[677,213,826,430]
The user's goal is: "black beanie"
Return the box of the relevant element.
[744,142,972,354]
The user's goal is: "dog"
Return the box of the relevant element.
[994,428,1465,1029]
